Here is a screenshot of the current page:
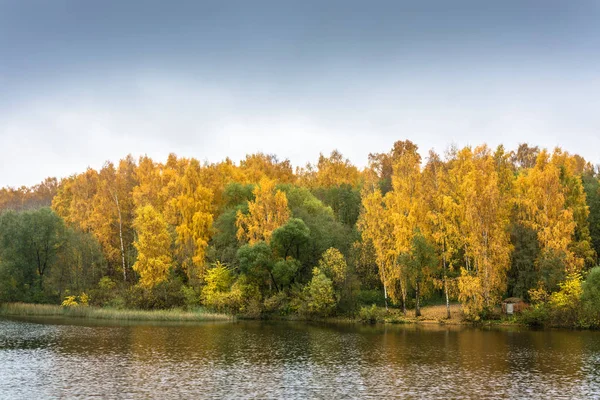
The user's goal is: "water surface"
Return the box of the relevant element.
[1,317,599,399]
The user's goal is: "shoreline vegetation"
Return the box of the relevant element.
[1,141,600,330]
[0,302,232,322]
[0,302,526,328]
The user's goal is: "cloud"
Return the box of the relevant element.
[1,71,600,187]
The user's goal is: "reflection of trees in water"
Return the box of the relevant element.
[4,319,600,398]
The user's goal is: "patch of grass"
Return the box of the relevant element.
[354,303,466,325]
[418,304,462,322]
[0,302,233,322]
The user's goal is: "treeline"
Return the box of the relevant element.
[1,142,599,325]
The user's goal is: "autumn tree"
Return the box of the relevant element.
[164,159,214,280]
[421,150,458,318]
[399,233,438,317]
[450,146,512,316]
[551,149,596,268]
[516,150,579,276]
[240,153,296,184]
[318,247,348,288]
[359,188,399,311]
[300,150,361,188]
[132,205,173,288]
[132,156,163,210]
[236,177,290,244]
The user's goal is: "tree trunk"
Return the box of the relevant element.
[111,191,127,282]
[415,280,421,317]
[268,270,279,292]
[443,242,451,319]
[400,278,407,315]
[383,284,388,311]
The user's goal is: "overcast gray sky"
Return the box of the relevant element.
[1,0,600,187]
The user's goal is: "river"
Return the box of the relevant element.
[1,317,599,399]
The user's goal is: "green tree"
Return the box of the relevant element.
[507,223,540,300]
[237,241,277,291]
[271,218,310,260]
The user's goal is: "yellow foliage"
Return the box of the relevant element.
[359,189,402,302]
[299,150,361,188]
[164,159,214,280]
[448,146,512,308]
[78,292,89,306]
[61,295,79,307]
[239,153,296,184]
[61,292,89,307]
[318,247,347,286]
[516,150,581,273]
[549,274,582,309]
[236,177,290,244]
[457,269,485,320]
[528,286,550,305]
[132,205,173,288]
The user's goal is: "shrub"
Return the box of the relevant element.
[293,268,337,317]
[89,276,118,306]
[521,304,550,327]
[61,292,89,307]
[522,274,584,328]
[181,285,201,309]
[355,289,386,307]
[358,304,385,324]
[548,273,582,326]
[61,295,79,307]
[202,264,234,311]
[263,291,289,314]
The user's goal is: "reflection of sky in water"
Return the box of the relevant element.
[1,318,599,398]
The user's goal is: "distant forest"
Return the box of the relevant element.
[1,141,600,325]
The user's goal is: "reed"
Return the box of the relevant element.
[0,302,233,322]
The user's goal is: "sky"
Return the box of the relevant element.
[1,0,600,187]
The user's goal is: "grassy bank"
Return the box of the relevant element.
[0,302,233,322]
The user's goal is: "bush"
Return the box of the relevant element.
[522,274,583,328]
[263,291,290,314]
[358,304,386,324]
[122,279,185,310]
[60,292,89,308]
[548,274,582,327]
[293,268,337,317]
[89,276,117,307]
[355,289,386,307]
[202,264,234,312]
[521,304,550,327]
[61,295,79,307]
[181,285,201,309]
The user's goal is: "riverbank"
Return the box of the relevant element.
[0,302,526,327]
[0,302,233,322]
